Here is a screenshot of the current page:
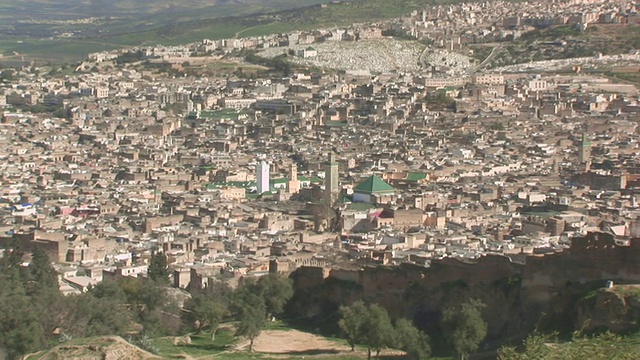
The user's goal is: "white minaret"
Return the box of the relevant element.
[256,160,270,194]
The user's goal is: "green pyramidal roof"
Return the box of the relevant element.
[353,175,395,194]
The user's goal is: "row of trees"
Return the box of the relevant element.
[0,242,183,358]
[339,301,431,360]
[338,299,487,360]
[182,273,294,351]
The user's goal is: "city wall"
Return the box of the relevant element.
[289,232,640,338]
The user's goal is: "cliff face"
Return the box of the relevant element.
[575,286,640,333]
[288,232,640,340]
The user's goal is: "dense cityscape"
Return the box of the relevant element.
[0,0,639,359]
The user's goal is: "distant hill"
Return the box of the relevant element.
[0,0,475,63]
[0,0,336,20]
[0,0,368,62]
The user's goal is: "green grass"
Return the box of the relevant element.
[264,319,294,331]
[607,72,640,85]
[0,38,122,63]
[153,329,236,357]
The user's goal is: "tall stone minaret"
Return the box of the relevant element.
[323,152,339,206]
[288,163,300,194]
[579,133,591,170]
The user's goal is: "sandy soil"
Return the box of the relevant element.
[252,330,351,354]
[235,329,404,358]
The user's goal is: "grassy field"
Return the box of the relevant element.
[153,329,236,358]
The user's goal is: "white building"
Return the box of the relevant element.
[256,160,270,194]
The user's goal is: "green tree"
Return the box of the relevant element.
[395,318,431,360]
[498,332,554,360]
[499,331,640,360]
[0,69,15,82]
[490,121,505,131]
[234,293,266,352]
[253,274,293,318]
[182,293,225,340]
[0,289,45,358]
[338,300,368,351]
[0,238,27,282]
[65,293,130,337]
[0,241,65,357]
[364,304,395,359]
[442,299,488,360]
[338,301,395,359]
[90,279,127,304]
[29,247,58,291]
[148,250,169,284]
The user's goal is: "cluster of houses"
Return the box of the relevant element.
[0,0,639,294]
[83,0,638,62]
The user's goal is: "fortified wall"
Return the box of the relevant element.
[522,231,640,308]
[288,231,640,338]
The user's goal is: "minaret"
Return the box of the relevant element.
[256,160,270,194]
[324,152,339,206]
[288,163,300,194]
[579,133,591,169]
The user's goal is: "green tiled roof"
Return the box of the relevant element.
[298,176,323,183]
[406,173,427,181]
[200,109,239,120]
[347,202,376,211]
[326,120,348,127]
[338,195,352,204]
[353,175,395,194]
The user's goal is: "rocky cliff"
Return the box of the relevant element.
[575,285,640,333]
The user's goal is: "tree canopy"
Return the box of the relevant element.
[233,292,266,352]
[442,299,488,360]
[253,273,294,318]
[148,250,170,284]
[338,301,399,360]
[395,318,431,360]
[182,292,226,340]
[499,331,640,360]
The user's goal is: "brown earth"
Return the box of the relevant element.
[236,329,403,358]
[253,329,350,354]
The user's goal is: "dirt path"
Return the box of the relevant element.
[253,330,350,354]
[233,329,403,358]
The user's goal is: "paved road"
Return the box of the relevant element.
[469,44,501,74]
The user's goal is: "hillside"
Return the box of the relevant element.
[0,0,342,21]
[0,0,357,62]
[0,0,430,63]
